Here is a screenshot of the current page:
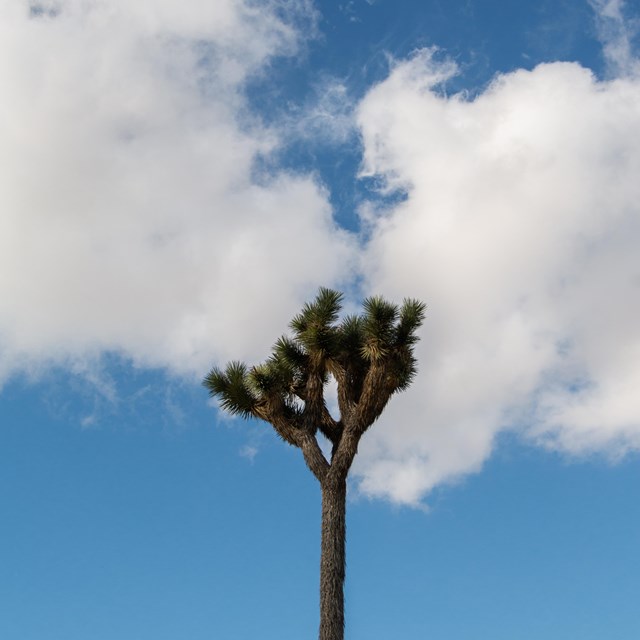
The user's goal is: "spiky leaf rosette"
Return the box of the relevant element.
[203,361,257,419]
[389,298,427,390]
[290,287,342,357]
[360,296,399,361]
[204,288,425,443]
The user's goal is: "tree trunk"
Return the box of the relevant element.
[319,477,347,640]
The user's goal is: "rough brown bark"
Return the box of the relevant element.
[319,477,347,640]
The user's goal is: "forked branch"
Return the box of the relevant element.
[203,289,425,483]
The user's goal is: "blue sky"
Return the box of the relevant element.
[1,0,640,638]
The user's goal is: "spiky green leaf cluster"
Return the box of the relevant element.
[290,287,342,356]
[360,296,398,360]
[203,361,257,418]
[203,289,426,424]
[388,298,427,391]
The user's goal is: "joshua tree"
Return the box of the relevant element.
[204,288,425,640]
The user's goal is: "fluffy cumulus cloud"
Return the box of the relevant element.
[2,0,640,506]
[352,45,640,504]
[0,0,354,382]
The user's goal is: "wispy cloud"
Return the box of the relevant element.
[239,444,259,462]
[281,78,357,146]
[590,0,640,76]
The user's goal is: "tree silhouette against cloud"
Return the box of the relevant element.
[204,288,426,640]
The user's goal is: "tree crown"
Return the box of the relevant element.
[203,288,425,481]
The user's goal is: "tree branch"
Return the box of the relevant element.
[298,432,330,482]
[328,428,360,483]
[293,379,342,445]
[254,399,300,447]
[352,360,394,435]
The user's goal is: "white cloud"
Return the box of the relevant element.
[0,0,354,383]
[2,0,639,509]
[590,0,640,77]
[353,47,640,505]
[282,78,357,146]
